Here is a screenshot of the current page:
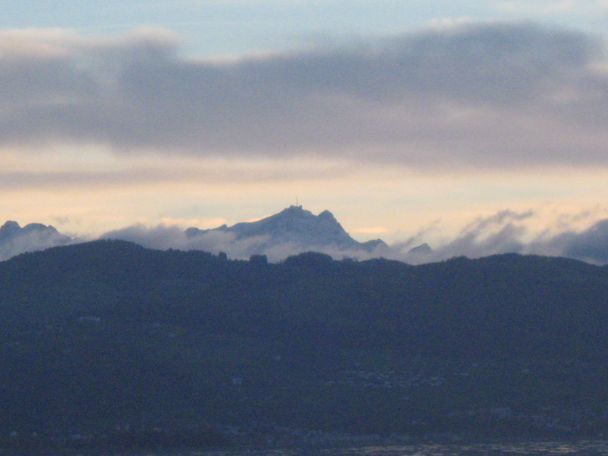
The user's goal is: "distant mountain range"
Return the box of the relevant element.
[0,220,71,261]
[184,205,389,255]
[0,206,405,262]
[8,205,608,265]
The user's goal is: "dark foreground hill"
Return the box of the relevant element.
[2,240,608,448]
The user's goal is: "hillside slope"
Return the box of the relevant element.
[2,241,608,444]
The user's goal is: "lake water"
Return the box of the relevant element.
[197,441,608,455]
[31,440,607,455]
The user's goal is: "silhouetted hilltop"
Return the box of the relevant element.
[3,241,608,443]
[3,240,608,357]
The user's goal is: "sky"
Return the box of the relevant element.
[2,0,608,248]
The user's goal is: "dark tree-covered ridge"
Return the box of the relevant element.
[2,240,608,442]
[2,240,607,359]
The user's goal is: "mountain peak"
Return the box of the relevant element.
[182,206,386,257]
[0,220,72,261]
[277,205,311,218]
[318,210,337,222]
[275,206,338,224]
[0,221,62,238]
[285,204,305,212]
[1,220,21,232]
[238,206,386,252]
[23,222,57,232]
[0,221,23,241]
[1,220,61,234]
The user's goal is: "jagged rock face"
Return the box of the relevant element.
[0,220,71,261]
[230,206,354,246]
[187,206,388,254]
[2,207,390,262]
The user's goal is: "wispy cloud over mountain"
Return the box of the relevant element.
[399,210,608,265]
[0,221,72,261]
[7,207,608,265]
[1,23,607,170]
[66,207,608,265]
[101,206,388,262]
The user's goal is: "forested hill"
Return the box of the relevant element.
[2,239,608,359]
[3,240,608,444]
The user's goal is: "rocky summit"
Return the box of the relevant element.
[186,205,388,254]
[0,220,71,261]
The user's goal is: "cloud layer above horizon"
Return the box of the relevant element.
[5,208,608,266]
[95,210,608,265]
[2,22,608,169]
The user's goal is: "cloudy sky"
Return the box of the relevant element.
[2,0,608,247]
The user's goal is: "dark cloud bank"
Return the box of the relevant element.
[2,22,608,168]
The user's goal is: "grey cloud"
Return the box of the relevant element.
[0,221,74,261]
[7,208,608,265]
[459,210,535,235]
[399,211,608,265]
[400,210,532,263]
[93,210,544,264]
[552,220,608,264]
[101,224,277,259]
[101,224,389,262]
[98,209,608,265]
[2,23,608,168]
[0,163,348,190]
